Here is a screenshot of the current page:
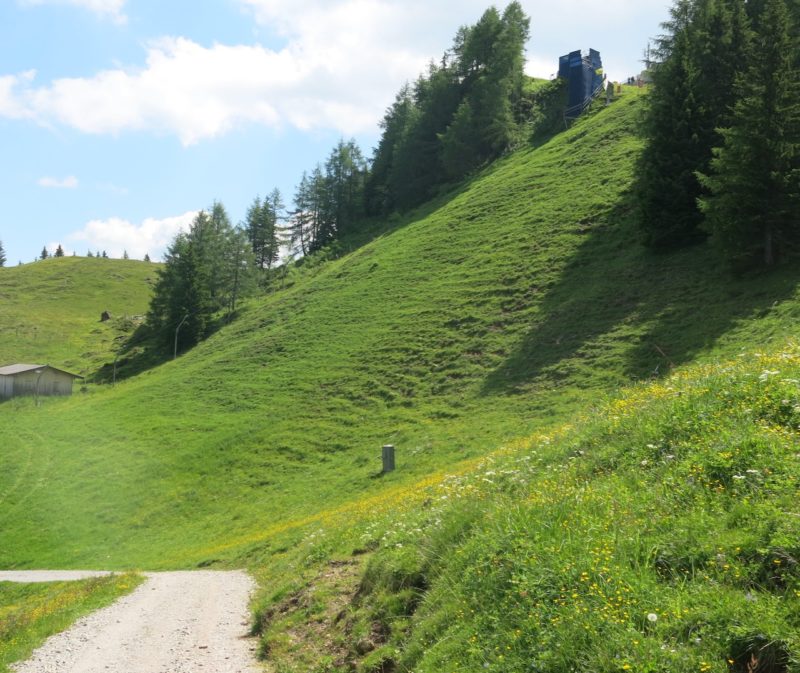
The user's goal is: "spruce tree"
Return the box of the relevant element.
[144,253,151,262]
[365,85,415,215]
[123,249,129,260]
[263,188,284,270]
[40,246,48,260]
[147,205,255,351]
[637,0,750,249]
[54,244,65,257]
[698,0,800,266]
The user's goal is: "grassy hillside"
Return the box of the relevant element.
[1,85,799,671]
[0,257,157,376]
[0,92,798,567]
[252,341,800,673]
[1,88,799,572]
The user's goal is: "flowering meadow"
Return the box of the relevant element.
[253,342,800,672]
[0,574,141,672]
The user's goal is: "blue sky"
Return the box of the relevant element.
[0,0,670,264]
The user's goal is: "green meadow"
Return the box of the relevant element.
[1,87,799,670]
[0,257,156,376]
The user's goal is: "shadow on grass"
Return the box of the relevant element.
[481,192,800,395]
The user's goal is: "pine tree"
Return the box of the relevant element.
[147,203,256,352]
[40,246,48,260]
[87,250,94,258]
[144,253,151,262]
[102,250,108,258]
[637,0,750,249]
[699,0,800,266]
[289,172,315,256]
[54,244,65,257]
[263,188,284,270]
[324,139,367,239]
[245,190,284,269]
[0,240,6,267]
[123,250,129,260]
[365,85,415,215]
[441,3,529,179]
[390,63,461,210]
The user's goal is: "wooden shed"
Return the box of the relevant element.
[0,364,83,400]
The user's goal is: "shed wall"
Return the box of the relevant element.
[3,369,76,398]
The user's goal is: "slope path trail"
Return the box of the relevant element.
[0,570,258,673]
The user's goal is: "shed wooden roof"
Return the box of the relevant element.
[0,364,83,379]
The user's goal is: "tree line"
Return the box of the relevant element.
[146,2,534,354]
[638,0,800,267]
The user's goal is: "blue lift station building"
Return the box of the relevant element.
[559,49,604,120]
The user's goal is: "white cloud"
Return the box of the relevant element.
[18,0,127,24]
[1,1,665,142]
[38,175,79,189]
[68,210,198,260]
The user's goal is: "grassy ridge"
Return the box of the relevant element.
[0,87,798,575]
[0,257,156,375]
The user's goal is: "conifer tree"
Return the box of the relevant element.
[365,85,415,215]
[245,189,284,270]
[40,246,48,260]
[0,240,5,267]
[147,203,255,352]
[698,0,800,266]
[54,244,65,257]
[325,139,367,238]
[123,249,129,260]
[144,253,151,262]
[637,0,751,249]
[87,250,94,258]
[263,189,284,270]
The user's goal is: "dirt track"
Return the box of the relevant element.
[2,570,259,673]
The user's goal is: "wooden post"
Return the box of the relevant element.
[382,445,395,473]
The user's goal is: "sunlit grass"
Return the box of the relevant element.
[0,574,142,672]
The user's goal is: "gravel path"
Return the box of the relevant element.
[5,570,259,673]
[0,570,114,583]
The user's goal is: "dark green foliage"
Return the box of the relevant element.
[699,0,800,266]
[368,2,531,214]
[246,190,284,270]
[638,0,751,249]
[54,245,64,258]
[146,203,255,353]
[364,85,415,215]
[388,63,461,211]
[144,253,150,262]
[40,246,48,260]
[148,230,213,352]
[324,139,368,239]
[288,141,367,253]
[122,249,129,260]
[288,166,331,254]
[441,3,530,179]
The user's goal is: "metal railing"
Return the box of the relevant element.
[563,81,607,126]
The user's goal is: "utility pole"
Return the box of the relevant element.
[174,314,190,360]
